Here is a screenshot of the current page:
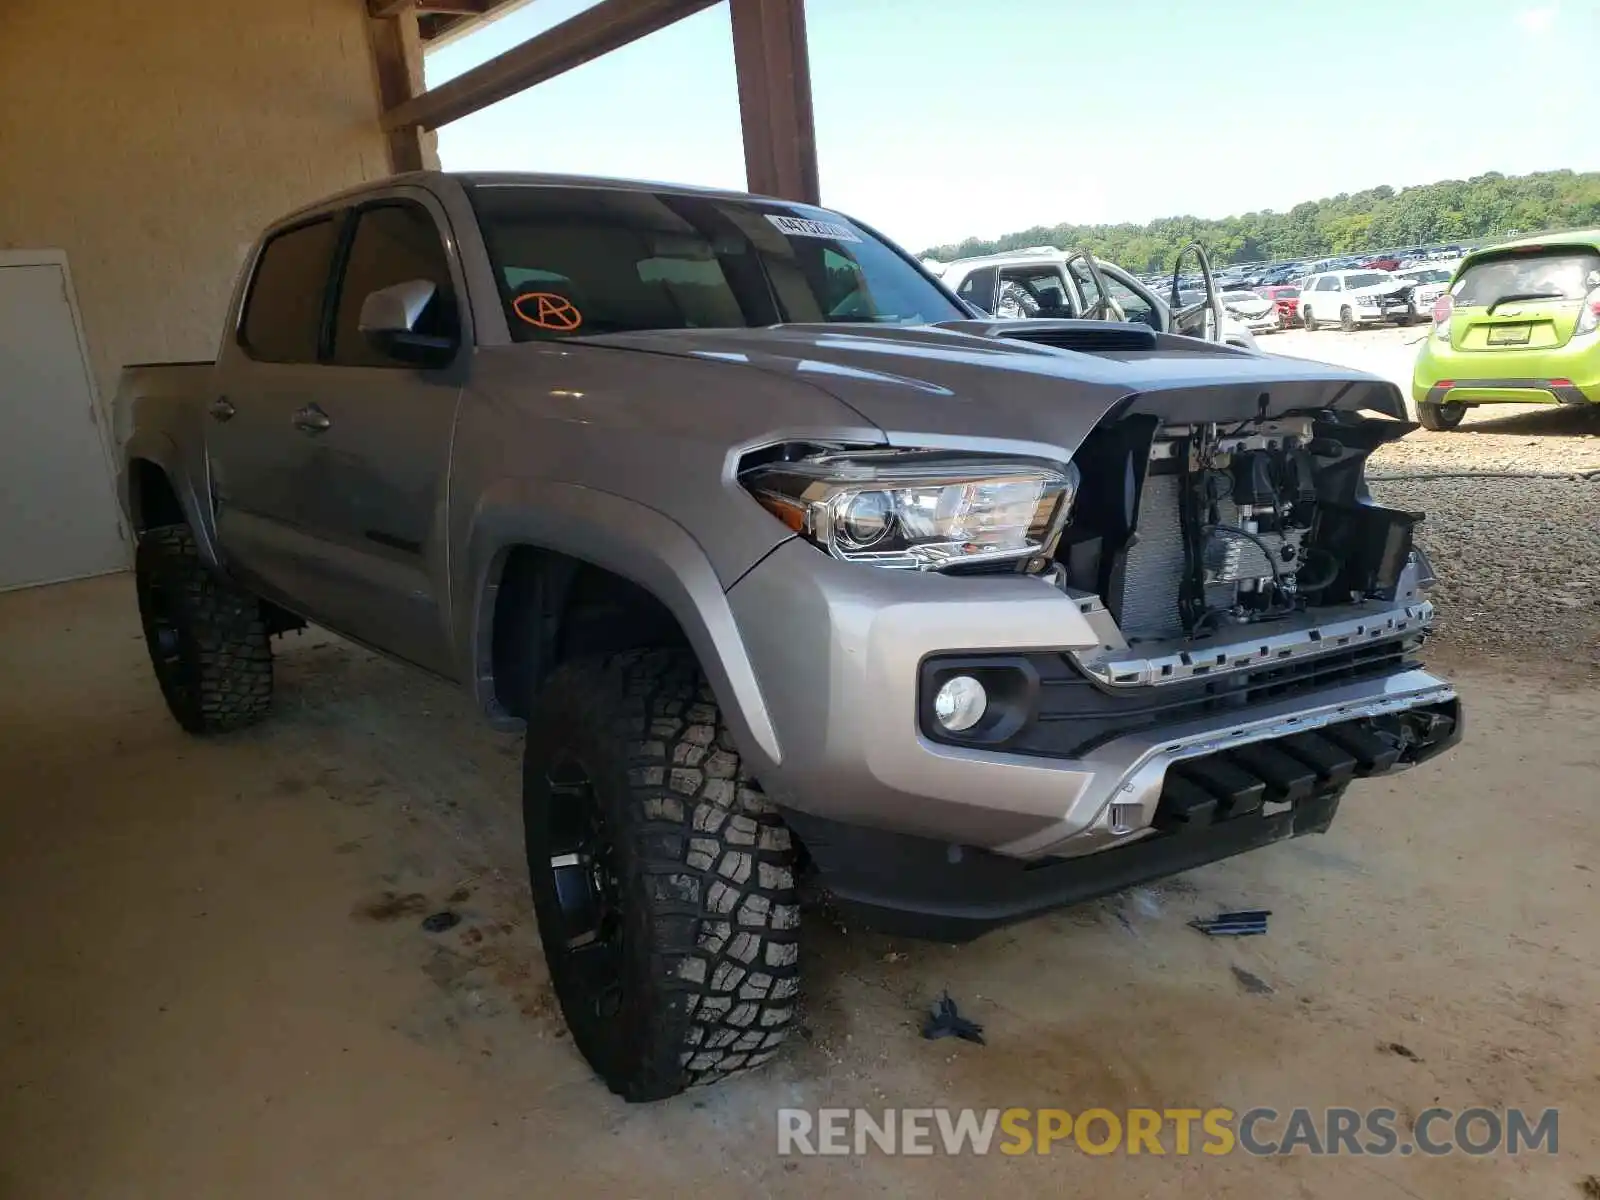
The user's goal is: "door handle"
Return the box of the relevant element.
[293,404,331,434]
[208,396,236,422]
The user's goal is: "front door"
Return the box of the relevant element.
[289,194,466,675]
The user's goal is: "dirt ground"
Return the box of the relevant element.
[2,573,1598,1198]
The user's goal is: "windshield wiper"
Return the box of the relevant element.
[1486,291,1563,314]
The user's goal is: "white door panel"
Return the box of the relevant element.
[0,259,128,590]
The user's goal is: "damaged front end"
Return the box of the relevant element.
[1060,408,1436,686]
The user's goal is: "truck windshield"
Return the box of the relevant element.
[468,184,963,340]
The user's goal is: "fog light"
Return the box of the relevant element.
[934,675,987,732]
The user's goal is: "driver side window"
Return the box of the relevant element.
[331,202,459,367]
[1105,278,1155,327]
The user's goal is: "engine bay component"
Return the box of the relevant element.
[1072,414,1422,643]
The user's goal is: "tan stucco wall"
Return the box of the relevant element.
[0,0,395,409]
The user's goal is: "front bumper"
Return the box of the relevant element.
[726,539,1459,862]
[1412,337,1600,406]
[785,695,1459,940]
[1354,302,1411,323]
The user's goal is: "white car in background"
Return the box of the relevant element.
[936,248,1260,350]
[1298,270,1416,331]
[1219,289,1281,335]
[1393,263,1458,315]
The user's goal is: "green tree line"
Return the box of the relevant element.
[920,169,1600,272]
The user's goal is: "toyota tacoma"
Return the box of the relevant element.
[116,172,1461,1101]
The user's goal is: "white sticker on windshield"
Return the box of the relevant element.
[765,214,862,243]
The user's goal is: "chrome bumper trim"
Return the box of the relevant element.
[1070,601,1435,688]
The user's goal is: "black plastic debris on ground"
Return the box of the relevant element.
[1189,909,1271,937]
[1231,965,1275,995]
[922,991,985,1045]
[420,910,461,933]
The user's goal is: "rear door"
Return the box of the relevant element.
[287,191,468,674]
[996,267,1076,318]
[209,214,343,607]
[1447,244,1600,352]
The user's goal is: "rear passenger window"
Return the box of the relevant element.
[331,203,459,367]
[240,218,339,363]
[955,266,1000,314]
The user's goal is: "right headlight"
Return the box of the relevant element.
[741,449,1078,571]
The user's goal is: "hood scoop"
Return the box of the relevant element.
[991,320,1159,354]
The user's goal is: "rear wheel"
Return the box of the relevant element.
[135,525,273,734]
[1417,401,1468,431]
[1339,306,1356,332]
[1302,306,1318,331]
[522,650,800,1101]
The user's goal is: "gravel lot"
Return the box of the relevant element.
[1264,326,1600,666]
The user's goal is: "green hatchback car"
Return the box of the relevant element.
[1411,231,1600,430]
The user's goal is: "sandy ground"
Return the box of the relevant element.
[3,574,1598,1198]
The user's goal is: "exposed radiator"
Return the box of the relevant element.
[1117,474,1261,641]
[1118,475,1189,640]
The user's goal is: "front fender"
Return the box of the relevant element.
[458,480,785,772]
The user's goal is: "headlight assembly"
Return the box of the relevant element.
[741,449,1078,570]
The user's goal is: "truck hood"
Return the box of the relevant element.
[577,322,1404,458]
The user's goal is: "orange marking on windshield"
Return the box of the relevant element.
[513,292,583,331]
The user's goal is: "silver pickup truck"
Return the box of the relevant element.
[116,171,1461,1101]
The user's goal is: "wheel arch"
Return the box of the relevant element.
[460,480,784,771]
[122,434,221,564]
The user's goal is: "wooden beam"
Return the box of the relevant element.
[729,0,818,203]
[369,0,489,16]
[367,9,437,172]
[382,0,719,132]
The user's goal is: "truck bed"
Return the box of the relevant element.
[113,361,213,454]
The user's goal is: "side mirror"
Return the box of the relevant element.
[358,279,456,366]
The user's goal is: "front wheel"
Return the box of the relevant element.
[135,525,273,734]
[522,650,800,1101]
[1340,306,1356,332]
[1417,401,1468,431]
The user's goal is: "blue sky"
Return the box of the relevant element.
[429,0,1599,251]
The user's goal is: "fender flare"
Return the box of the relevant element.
[459,479,784,771]
[121,430,221,566]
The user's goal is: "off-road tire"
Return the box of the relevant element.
[522,650,799,1102]
[1302,306,1318,331]
[1417,401,1468,431]
[1340,305,1356,332]
[135,525,273,734]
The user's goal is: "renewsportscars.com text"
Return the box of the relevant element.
[776,1106,1559,1157]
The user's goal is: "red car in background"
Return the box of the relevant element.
[1359,256,1401,271]
[1256,285,1301,327]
